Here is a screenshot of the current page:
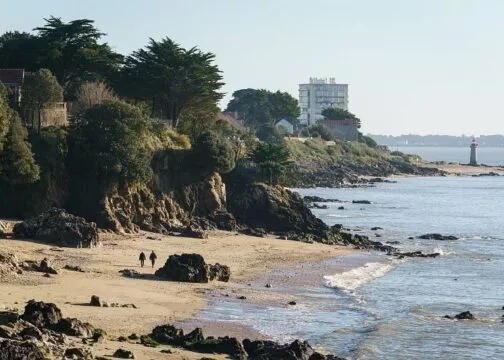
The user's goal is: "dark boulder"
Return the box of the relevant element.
[394,251,440,259]
[352,200,371,204]
[243,339,315,360]
[445,311,475,320]
[150,324,184,345]
[112,348,135,358]
[303,196,341,203]
[210,211,237,231]
[64,347,93,359]
[0,311,19,326]
[50,317,94,337]
[418,233,458,241]
[21,300,62,328]
[155,253,230,283]
[186,336,247,360]
[90,295,102,307]
[13,208,100,248]
[0,339,48,360]
[228,184,328,237]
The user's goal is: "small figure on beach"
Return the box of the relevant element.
[149,250,157,268]
[139,252,146,267]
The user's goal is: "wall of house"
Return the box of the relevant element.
[24,102,68,128]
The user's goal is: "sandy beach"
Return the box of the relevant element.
[0,229,355,359]
[421,162,504,175]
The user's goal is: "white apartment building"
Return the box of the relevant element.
[298,77,348,126]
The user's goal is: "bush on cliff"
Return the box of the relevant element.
[190,131,235,177]
[68,101,153,190]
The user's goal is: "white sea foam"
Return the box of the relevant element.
[324,262,396,293]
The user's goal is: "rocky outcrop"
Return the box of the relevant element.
[0,339,49,360]
[13,208,100,248]
[228,183,328,236]
[154,253,230,283]
[418,233,458,241]
[94,172,233,234]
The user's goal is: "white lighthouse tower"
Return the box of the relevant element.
[469,138,478,165]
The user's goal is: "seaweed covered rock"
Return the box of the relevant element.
[228,183,328,236]
[13,208,100,248]
[243,339,315,360]
[154,253,230,283]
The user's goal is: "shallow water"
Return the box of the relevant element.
[198,176,504,359]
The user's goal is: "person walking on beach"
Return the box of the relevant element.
[149,250,157,268]
[139,252,146,267]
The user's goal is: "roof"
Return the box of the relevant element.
[0,69,25,85]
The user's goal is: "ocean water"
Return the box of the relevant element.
[393,146,504,166]
[196,175,504,359]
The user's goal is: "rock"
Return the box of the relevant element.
[337,206,344,210]
[127,333,139,340]
[386,241,400,245]
[120,304,137,309]
[90,295,102,307]
[418,233,458,241]
[22,300,62,328]
[288,301,297,306]
[13,208,100,248]
[0,339,49,360]
[155,253,230,283]
[309,353,346,360]
[265,283,272,288]
[64,265,85,272]
[39,258,58,274]
[117,336,127,342]
[352,200,371,204]
[0,310,19,325]
[210,211,237,231]
[43,273,51,278]
[237,296,247,300]
[243,339,315,360]
[64,347,93,359]
[242,227,267,237]
[150,324,184,345]
[51,317,94,337]
[180,225,209,239]
[186,336,247,360]
[395,251,440,259]
[113,348,135,358]
[118,269,140,278]
[183,328,205,344]
[228,184,328,237]
[208,263,231,282]
[303,196,341,203]
[371,227,383,231]
[445,311,475,320]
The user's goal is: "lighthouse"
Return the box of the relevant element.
[469,138,478,165]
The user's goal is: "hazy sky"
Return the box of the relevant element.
[3,0,504,135]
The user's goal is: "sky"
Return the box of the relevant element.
[2,0,504,136]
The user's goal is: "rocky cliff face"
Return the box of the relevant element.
[95,172,228,234]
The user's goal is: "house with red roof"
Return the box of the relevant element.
[0,69,25,105]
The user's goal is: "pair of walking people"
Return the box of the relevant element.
[139,250,157,268]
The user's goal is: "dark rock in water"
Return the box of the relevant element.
[288,301,297,306]
[386,241,401,245]
[303,196,341,203]
[395,251,440,259]
[309,353,347,360]
[472,172,500,177]
[418,233,458,241]
[50,317,94,337]
[0,339,48,360]
[13,208,100,248]
[22,300,62,328]
[308,203,329,210]
[371,227,383,231]
[265,283,272,288]
[375,234,382,238]
[90,295,102,307]
[237,296,247,300]
[155,253,230,283]
[228,184,328,237]
[408,236,414,240]
[113,348,135,358]
[444,311,475,320]
[243,339,315,360]
[337,206,345,210]
[352,200,371,204]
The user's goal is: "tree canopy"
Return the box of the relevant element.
[321,107,358,120]
[250,142,292,185]
[119,38,224,128]
[68,101,153,190]
[226,89,300,129]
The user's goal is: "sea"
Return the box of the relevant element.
[392,146,504,166]
[195,175,504,359]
